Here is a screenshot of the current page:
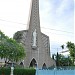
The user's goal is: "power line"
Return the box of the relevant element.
[0,18,74,34]
[41,27,73,34]
[0,19,26,25]
[42,31,74,37]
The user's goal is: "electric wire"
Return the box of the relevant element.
[0,18,73,34]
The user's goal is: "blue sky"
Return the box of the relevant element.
[0,0,74,55]
[40,0,74,54]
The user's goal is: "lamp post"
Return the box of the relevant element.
[11,66,14,75]
[10,53,14,75]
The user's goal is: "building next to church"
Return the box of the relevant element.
[13,0,56,68]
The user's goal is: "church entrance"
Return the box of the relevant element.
[29,58,37,68]
[42,63,47,69]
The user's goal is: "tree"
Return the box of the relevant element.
[52,53,73,67]
[0,30,26,63]
[0,31,9,61]
[61,44,64,50]
[6,38,26,62]
[66,41,75,65]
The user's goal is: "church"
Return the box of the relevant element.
[13,0,55,68]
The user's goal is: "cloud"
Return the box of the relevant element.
[0,0,31,23]
[0,20,27,37]
[40,0,74,32]
[0,0,74,54]
[56,0,74,15]
[0,0,31,37]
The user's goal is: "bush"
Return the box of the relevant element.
[0,67,36,75]
[0,67,10,75]
[14,68,36,75]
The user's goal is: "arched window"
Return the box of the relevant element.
[42,63,47,69]
[29,58,37,68]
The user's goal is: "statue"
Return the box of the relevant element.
[32,29,37,48]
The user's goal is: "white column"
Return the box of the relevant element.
[10,67,14,75]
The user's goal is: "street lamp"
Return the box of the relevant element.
[11,66,14,75]
[10,53,14,75]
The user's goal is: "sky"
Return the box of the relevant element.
[0,0,74,55]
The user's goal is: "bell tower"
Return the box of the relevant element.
[24,0,46,68]
[26,0,42,50]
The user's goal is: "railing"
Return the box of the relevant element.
[36,66,75,75]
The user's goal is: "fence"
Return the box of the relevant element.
[36,68,75,75]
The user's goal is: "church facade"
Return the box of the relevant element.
[14,0,55,68]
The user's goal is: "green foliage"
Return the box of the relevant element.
[61,44,64,49]
[66,41,75,65]
[14,68,36,75]
[13,31,23,43]
[0,30,9,60]
[0,30,26,62]
[0,68,11,75]
[0,68,36,75]
[53,53,73,67]
[6,38,26,62]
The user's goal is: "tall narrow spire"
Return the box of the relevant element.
[28,0,41,32]
[14,0,56,68]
